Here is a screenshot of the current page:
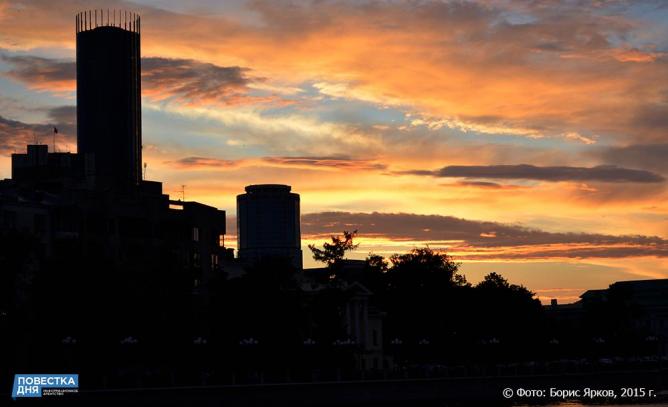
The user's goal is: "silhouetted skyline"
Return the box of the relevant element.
[2,6,668,405]
[0,1,666,304]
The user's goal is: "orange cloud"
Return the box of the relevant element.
[1,55,74,92]
[2,1,667,144]
[166,155,387,172]
[1,1,666,291]
[612,48,665,63]
[0,108,75,154]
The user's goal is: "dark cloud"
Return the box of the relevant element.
[1,54,74,88]
[1,54,257,105]
[2,0,667,146]
[47,105,75,123]
[442,181,525,190]
[170,155,386,171]
[398,164,665,183]
[632,104,668,140]
[141,57,255,105]
[597,144,668,174]
[46,105,76,136]
[0,112,75,155]
[569,182,665,203]
[170,156,242,169]
[464,245,668,260]
[299,211,668,258]
[263,156,386,171]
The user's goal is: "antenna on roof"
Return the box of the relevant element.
[53,127,58,153]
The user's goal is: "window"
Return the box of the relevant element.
[218,234,225,247]
[192,227,199,242]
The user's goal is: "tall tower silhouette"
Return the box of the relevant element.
[76,10,141,188]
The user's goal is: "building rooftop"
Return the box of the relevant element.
[76,9,140,34]
[244,184,292,193]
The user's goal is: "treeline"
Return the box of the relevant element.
[306,231,545,363]
[1,230,661,387]
[198,230,549,374]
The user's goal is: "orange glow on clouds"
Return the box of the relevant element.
[0,0,667,303]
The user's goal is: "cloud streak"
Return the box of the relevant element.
[300,211,668,259]
[169,155,386,172]
[0,108,75,154]
[1,54,261,106]
[263,156,386,171]
[595,144,668,174]
[1,55,74,91]
[141,57,260,106]
[398,164,665,183]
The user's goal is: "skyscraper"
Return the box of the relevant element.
[76,10,142,188]
[237,184,302,269]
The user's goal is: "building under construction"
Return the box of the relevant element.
[76,10,143,190]
[0,11,227,336]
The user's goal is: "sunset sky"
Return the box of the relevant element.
[1,0,667,303]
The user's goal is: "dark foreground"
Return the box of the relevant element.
[6,369,668,406]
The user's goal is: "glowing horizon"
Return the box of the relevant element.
[1,0,667,304]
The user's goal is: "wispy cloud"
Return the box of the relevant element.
[442,181,527,190]
[397,164,665,183]
[1,0,667,282]
[1,54,268,106]
[263,156,386,171]
[168,155,386,172]
[141,57,257,106]
[300,211,668,259]
[2,0,667,144]
[595,144,668,174]
[0,110,75,154]
[169,156,243,169]
[1,54,74,92]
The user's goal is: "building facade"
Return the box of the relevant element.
[237,184,302,270]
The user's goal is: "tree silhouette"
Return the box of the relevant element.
[308,230,358,267]
[472,272,544,358]
[389,247,467,288]
[365,253,388,273]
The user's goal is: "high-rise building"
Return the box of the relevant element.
[3,10,227,295]
[237,184,302,269]
[76,10,142,188]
